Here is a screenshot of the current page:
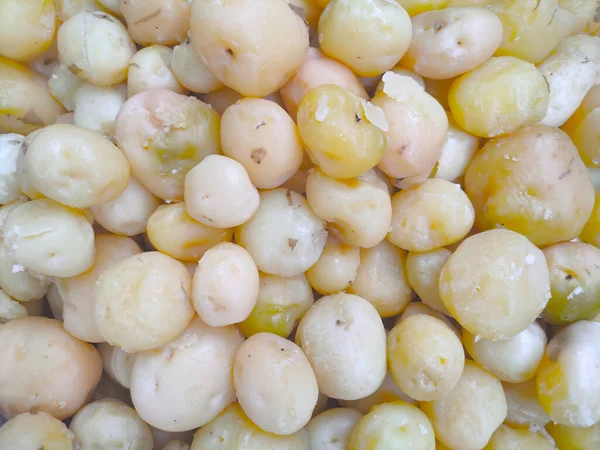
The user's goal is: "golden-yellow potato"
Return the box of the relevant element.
[439,229,550,340]
[306,235,360,296]
[503,380,550,429]
[483,425,556,450]
[119,0,190,46]
[449,57,549,137]
[0,317,102,420]
[171,41,223,94]
[307,408,363,450]
[0,412,74,450]
[546,420,600,450]
[465,125,594,246]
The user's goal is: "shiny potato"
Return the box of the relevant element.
[484,425,555,450]
[546,420,600,450]
[432,117,480,183]
[553,34,600,85]
[0,239,50,303]
[48,63,83,112]
[119,0,190,46]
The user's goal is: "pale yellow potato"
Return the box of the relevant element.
[558,0,600,32]
[296,293,386,400]
[465,125,595,246]
[298,84,388,179]
[537,320,600,427]
[192,242,259,327]
[0,198,26,238]
[421,361,507,450]
[0,412,74,450]
[94,251,194,352]
[234,333,318,435]
[70,399,153,450]
[318,0,412,76]
[47,282,64,320]
[567,107,600,167]
[171,41,224,94]
[162,441,189,450]
[98,343,135,389]
[306,168,392,249]
[432,118,479,182]
[546,420,600,450]
[397,0,448,15]
[26,41,59,79]
[91,177,161,237]
[306,235,360,296]
[48,63,83,111]
[73,83,126,138]
[439,229,551,340]
[151,428,196,450]
[98,0,119,15]
[463,322,547,383]
[3,198,95,277]
[57,11,136,86]
[395,302,460,338]
[235,188,327,277]
[190,0,309,97]
[23,124,130,208]
[0,290,28,324]
[484,425,555,450]
[503,380,550,429]
[0,56,65,134]
[0,0,57,62]
[190,403,310,450]
[348,401,435,450]
[0,134,24,206]
[554,34,600,84]
[56,0,107,21]
[307,408,363,450]
[119,0,190,46]
[56,234,141,343]
[131,317,244,432]
[115,89,220,201]
[405,249,452,315]
[371,72,448,182]
[403,7,502,80]
[0,317,102,419]
[491,0,575,64]
[221,98,304,189]
[347,240,414,318]
[238,272,314,339]
[128,46,186,98]
[203,88,243,116]
[280,48,368,121]
[449,56,549,137]
[184,155,259,228]
[388,314,464,401]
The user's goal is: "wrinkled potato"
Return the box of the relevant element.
[119,0,190,46]
[0,317,102,420]
[128,45,186,98]
[0,412,74,450]
[307,408,363,450]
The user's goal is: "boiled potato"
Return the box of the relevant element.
[0,290,28,324]
[405,249,452,315]
[0,134,24,205]
[483,425,555,450]
[171,41,223,94]
[503,380,550,429]
[0,244,50,303]
[127,45,186,98]
[73,83,126,138]
[98,343,135,389]
[307,408,363,450]
[48,63,83,111]
[119,0,190,46]
[546,420,600,450]
[582,189,600,247]
[397,0,448,16]
[0,412,74,450]
[553,34,600,85]
[432,118,480,183]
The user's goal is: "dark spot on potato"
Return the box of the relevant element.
[456,40,462,46]
[288,238,298,250]
[286,190,294,206]
[336,319,345,326]
[533,0,541,11]
[23,110,44,126]
[548,7,557,26]
[68,64,82,75]
[355,113,362,123]
[559,169,571,179]
[129,62,141,69]
[434,22,445,32]
[134,9,162,24]
[251,147,267,164]
[256,121,266,129]
[566,274,573,280]
[93,12,114,22]
[596,6,600,22]
[226,48,234,57]
[542,75,550,93]
[281,348,284,351]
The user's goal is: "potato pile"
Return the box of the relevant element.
[1,0,600,449]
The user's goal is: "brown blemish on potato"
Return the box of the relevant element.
[251,147,267,164]
[434,22,445,32]
[68,64,82,75]
[288,238,298,250]
[134,9,162,24]
[286,190,294,206]
[23,111,44,126]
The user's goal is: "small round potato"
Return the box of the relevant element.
[171,41,223,94]
[0,56,65,135]
[536,320,600,428]
[388,314,465,401]
[57,11,136,86]
[151,428,196,450]
[190,403,310,450]
[371,72,448,183]
[98,343,135,389]
[405,248,452,315]
[0,317,102,419]
[542,242,600,325]
[306,168,392,248]
[0,134,24,205]
[3,198,95,277]
[348,401,435,450]
[220,98,304,189]
[464,125,595,246]
[503,380,550,429]
[306,235,361,296]
[298,84,388,179]
[432,119,479,183]
[0,412,74,450]
[347,240,414,318]
[296,293,387,400]
[184,155,259,228]
[55,0,109,22]
[56,234,141,343]
[449,57,549,138]
[0,244,50,303]
[128,46,186,98]
[280,48,368,121]
[70,399,153,450]
[421,361,507,450]
[131,317,244,432]
[146,203,233,262]
[307,408,363,450]
[119,0,191,46]
[115,89,221,201]
[395,302,460,338]
[582,189,600,247]
[484,425,555,450]
[463,322,547,383]
[190,0,309,97]
[73,83,127,138]
[318,0,412,76]
[546,421,600,450]
[388,179,475,252]
[23,124,130,208]
[439,229,551,340]
[94,251,194,352]
[91,177,161,237]
[238,272,314,339]
[234,333,318,435]
[553,34,600,85]
[192,242,259,327]
[48,63,84,111]
[235,188,327,277]
[403,7,503,80]
[0,290,28,324]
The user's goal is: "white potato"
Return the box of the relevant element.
[119,0,191,46]
[405,249,452,315]
[0,242,50,303]
[48,63,83,111]
[73,83,126,138]
[307,408,363,450]
[0,134,24,205]
[128,45,186,98]
[0,412,74,450]
[553,34,600,84]
[432,119,479,182]
[98,343,135,389]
